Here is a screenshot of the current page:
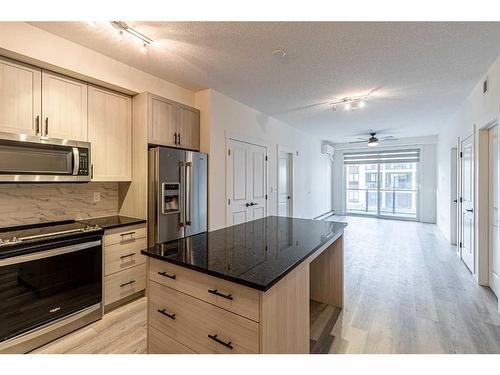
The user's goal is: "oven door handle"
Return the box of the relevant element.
[72,147,80,176]
[0,240,101,266]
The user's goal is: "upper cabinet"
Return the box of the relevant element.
[149,94,178,147]
[41,71,88,141]
[0,57,41,136]
[147,93,200,150]
[88,85,132,182]
[178,104,200,151]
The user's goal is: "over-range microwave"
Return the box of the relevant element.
[0,132,91,182]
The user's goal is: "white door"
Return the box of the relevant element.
[489,125,500,297]
[278,151,293,217]
[460,134,475,273]
[450,147,458,245]
[226,139,267,226]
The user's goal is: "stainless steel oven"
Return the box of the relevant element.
[0,131,91,182]
[0,224,103,353]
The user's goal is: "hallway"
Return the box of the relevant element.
[314,216,500,353]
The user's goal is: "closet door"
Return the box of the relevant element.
[226,139,267,226]
[41,71,88,141]
[0,57,41,136]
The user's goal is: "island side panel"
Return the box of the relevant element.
[309,235,344,308]
[259,262,310,354]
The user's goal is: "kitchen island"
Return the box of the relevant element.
[141,216,346,354]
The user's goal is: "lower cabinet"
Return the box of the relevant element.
[104,224,147,309]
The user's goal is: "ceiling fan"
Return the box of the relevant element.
[348,132,398,147]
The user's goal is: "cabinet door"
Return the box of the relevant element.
[148,94,178,147]
[41,71,88,141]
[88,85,131,181]
[0,57,41,135]
[178,105,200,151]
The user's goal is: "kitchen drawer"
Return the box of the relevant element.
[148,325,196,354]
[149,281,259,354]
[104,224,146,247]
[105,237,147,276]
[105,263,146,306]
[149,258,260,322]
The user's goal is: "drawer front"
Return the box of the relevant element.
[105,263,146,306]
[149,281,259,354]
[148,325,195,354]
[149,258,260,322]
[105,237,147,276]
[104,224,146,246]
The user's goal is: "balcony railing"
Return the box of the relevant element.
[346,188,417,219]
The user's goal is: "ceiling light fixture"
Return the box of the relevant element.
[331,95,369,112]
[110,21,153,50]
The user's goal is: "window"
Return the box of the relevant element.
[348,191,359,203]
[344,150,419,220]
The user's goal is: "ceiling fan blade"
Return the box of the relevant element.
[348,140,367,144]
[356,137,368,141]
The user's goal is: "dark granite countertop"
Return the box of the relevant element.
[141,216,346,291]
[78,215,146,230]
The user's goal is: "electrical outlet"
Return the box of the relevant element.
[93,192,101,203]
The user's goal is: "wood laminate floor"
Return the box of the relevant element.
[34,216,500,354]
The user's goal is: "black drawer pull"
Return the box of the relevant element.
[208,289,233,300]
[120,280,136,287]
[208,334,233,350]
[157,309,176,320]
[120,252,136,259]
[158,271,176,280]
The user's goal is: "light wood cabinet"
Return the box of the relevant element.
[88,85,131,181]
[147,93,200,150]
[0,56,41,136]
[178,104,200,150]
[104,224,147,310]
[41,71,88,141]
[149,94,178,147]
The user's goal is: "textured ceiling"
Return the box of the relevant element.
[30,22,500,143]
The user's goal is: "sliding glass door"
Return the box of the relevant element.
[344,150,419,220]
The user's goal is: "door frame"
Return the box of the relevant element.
[476,118,500,286]
[225,133,269,227]
[277,145,296,217]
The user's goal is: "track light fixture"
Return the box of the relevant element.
[330,95,369,112]
[109,21,153,51]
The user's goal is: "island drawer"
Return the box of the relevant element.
[148,281,259,354]
[104,224,146,247]
[105,238,147,276]
[105,263,146,306]
[148,325,196,354]
[149,258,260,322]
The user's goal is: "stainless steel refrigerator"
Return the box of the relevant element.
[148,146,208,245]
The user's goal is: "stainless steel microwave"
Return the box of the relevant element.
[0,132,91,182]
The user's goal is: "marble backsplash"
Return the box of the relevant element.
[0,182,119,228]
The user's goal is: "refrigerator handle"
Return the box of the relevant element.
[185,161,192,226]
[179,161,185,227]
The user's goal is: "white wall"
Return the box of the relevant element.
[436,54,500,284]
[196,89,333,231]
[331,138,438,223]
[0,22,195,106]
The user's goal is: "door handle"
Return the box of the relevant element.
[44,117,49,136]
[245,203,250,207]
[35,115,40,135]
[287,196,291,200]
[173,132,177,145]
[157,309,176,320]
[179,161,185,227]
[250,202,257,206]
[185,161,192,225]
[466,209,474,212]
